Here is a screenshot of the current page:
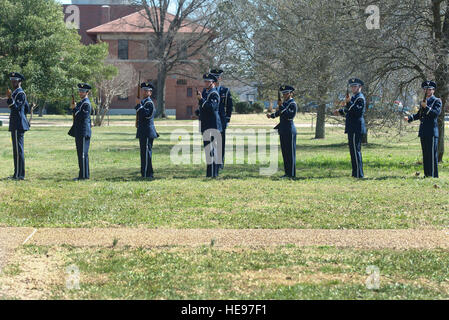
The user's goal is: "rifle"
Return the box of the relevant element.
[340,86,350,107]
[190,87,201,120]
[276,89,282,112]
[418,91,427,118]
[3,72,11,102]
[71,88,76,121]
[68,87,76,137]
[135,72,141,128]
[0,73,8,100]
[333,86,350,112]
[270,89,282,113]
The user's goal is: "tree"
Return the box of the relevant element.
[0,0,116,115]
[341,0,449,161]
[210,0,353,139]
[94,63,137,126]
[131,0,216,118]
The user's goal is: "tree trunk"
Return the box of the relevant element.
[435,72,447,162]
[38,102,45,117]
[435,79,447,162]
[362,130,368,144]
[432,0,447,162]
[156,65,167,118]
[315,103,326,139]
[438,100,446,162]
[95,108,101,127]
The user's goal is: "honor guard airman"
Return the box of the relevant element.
[267,85,297,179]
[6,72,30,180]
[210,69,233,170]
[69,83,92,181]
[135,82,159,179]
[404,81,442,178]
[334,78,366,179]
[195,73,222,178]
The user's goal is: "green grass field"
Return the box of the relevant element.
[0,115,448,300]
[1,116,448,229]
[0,245,444,300]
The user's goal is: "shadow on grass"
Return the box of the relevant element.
[100,132,136,136]
[39,164,407,182]
[300,142,397,151]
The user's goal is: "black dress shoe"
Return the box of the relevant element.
[7,176,17,180]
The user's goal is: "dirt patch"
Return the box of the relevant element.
[0,228,35,270]
[0,247,65,300]
[224,266,449,297]
[25,228,449,250]
[223,265,362,295]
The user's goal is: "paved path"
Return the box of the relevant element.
[1,228,447,250]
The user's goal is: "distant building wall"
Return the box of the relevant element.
[71,0,133,5]
[63,4,139,45]
[97,34,203,120]
[0,4,206,119]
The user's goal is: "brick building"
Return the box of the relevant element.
[85,7,206,119]
[1,0,207,119]
[66,0,207,119]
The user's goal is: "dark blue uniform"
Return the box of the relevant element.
[339,92,366,178]
[7,87,30,180]
[271,98,297,178]
[69,97,92,180]
[408,95,442,178]
[217,86,233,168]
[135,96,159,178]
[196,87,222,178]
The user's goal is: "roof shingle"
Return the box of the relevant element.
[87,8,207,34]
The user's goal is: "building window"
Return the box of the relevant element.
[177,79,187,85]
[187,87,193,97]
[187,106,193,117]
[118,40,128,60]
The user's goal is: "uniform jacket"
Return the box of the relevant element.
[271,98,297,135]
[408,95,442,138]
[339,92,367,135]
[135,97,159,139]
[69,97,92,138]
[7,87,30,132]
[216,86,233,130]
[195,87,222,134]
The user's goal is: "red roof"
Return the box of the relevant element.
[87,8,209,34]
